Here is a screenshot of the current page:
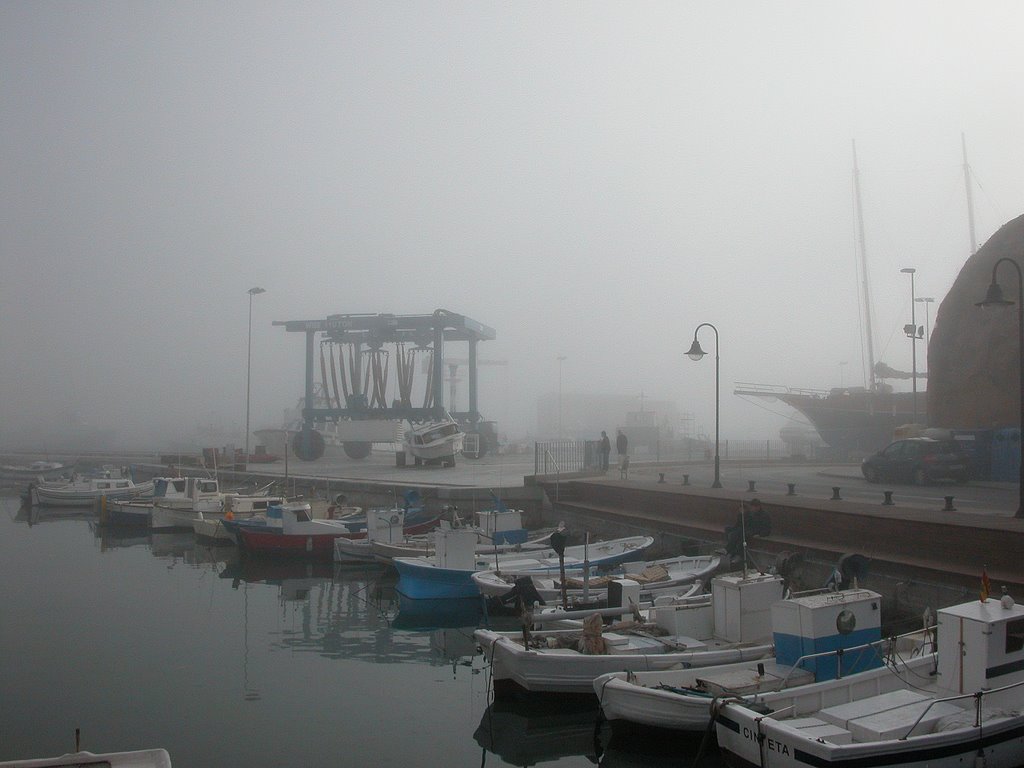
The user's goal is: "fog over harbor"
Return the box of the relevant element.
[3,2,1024,452]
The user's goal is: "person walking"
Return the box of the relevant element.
[600,431,611,472]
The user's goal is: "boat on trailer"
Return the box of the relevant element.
[714,594,1024,768]
[401,415,465,466]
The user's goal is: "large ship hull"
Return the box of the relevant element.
[736,385,919,456]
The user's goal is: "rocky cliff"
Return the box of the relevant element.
[929,213,1024,428]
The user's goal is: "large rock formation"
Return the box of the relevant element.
[929,214,1024,428]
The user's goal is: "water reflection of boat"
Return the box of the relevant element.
[392,594,483,630]
[473,699,606,767]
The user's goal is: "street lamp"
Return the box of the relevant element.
[900,268,921,423]
[915,297,935,351]
[975,258,1024,518]
[686,323,721,488]
[245,287,266,469]
[556,355,566,438]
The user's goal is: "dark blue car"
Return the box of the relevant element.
[861,437,971,485]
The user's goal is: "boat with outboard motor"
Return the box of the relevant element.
[475,568,786,698]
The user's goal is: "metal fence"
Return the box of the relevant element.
[534,440,602,475]
[534,438,801,470]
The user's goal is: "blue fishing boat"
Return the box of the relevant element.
[393,525,653,600]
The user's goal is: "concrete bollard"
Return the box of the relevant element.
[747,480,757,492]
[943,496,957,512]
[682,474,690,486]
[786,483,797,496]
[658,473,665,484]
[831,487,842,500]
[882,491,894,506]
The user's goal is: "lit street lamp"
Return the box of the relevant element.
[900,268,922,423]
[686,323,721,489]
[975,258,1024,518]
[245,287,266,469]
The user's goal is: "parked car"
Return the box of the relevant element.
[861,437,971,485]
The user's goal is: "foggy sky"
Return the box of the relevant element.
[3,1,1024,450]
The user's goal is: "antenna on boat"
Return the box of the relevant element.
[962,132,978,255]
[852,139,877,391]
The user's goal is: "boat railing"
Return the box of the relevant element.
[899,675,1024,738]
[733,381,831,398]
[772,625,938,690]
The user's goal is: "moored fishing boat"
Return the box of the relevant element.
[30,476,154,507]
[594,587,936,738]
[473,553,722,607]
[394,525,654,600]
[0,460,68,483]
[475,569,785,697]
[714,594,1024,768]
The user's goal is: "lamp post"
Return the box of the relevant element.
[975,258,1024,518]
[900,268,920,423]
[916,297,935,350]
[686,323,721,489]
[556,355,566,438]
[245,287,266,469]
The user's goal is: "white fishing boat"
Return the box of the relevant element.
[401,415,464,466]
[0,748,171,767]
[394,525,653,599]
[30,476,154,507]
[191,494,289,543]
[475,569,784,697]
[334,507,411,563]
[714,593,1024,768]
[473,553,722,607]
[594,588,936,737]
[0,460,67,482]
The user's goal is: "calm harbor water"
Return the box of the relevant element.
[0,495,720,768]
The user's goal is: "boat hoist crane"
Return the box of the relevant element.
[272,310,497,461]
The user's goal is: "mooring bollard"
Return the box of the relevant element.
[658,472,665,484]
[747,480,757,492]
[882,490,894,506]
[831,487,842,500]
[787,483,797,496]
[943,496,957,512]
[682,474,690,486]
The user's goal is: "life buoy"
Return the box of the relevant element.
[389,514,400,525]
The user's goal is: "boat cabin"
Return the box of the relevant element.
[936,597,1024,698]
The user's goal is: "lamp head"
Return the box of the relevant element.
[248,287,266,296]
[977,280,1014,308]
[915,297,934,304]
[900,267,916,275]
[686,339,707,361]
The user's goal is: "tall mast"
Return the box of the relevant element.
[853,140,877,390]
[962,132,978,255]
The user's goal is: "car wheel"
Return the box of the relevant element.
[863,467,879,483]
[913,468,928,486]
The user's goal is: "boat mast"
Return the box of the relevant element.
[853,140,877,390]
[962,132,978,255]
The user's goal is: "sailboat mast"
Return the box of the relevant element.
[962,132,978,254]
[853,140,877,390]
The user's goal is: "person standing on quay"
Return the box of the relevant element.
[616,429,628,462]
[600,431,611,472]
